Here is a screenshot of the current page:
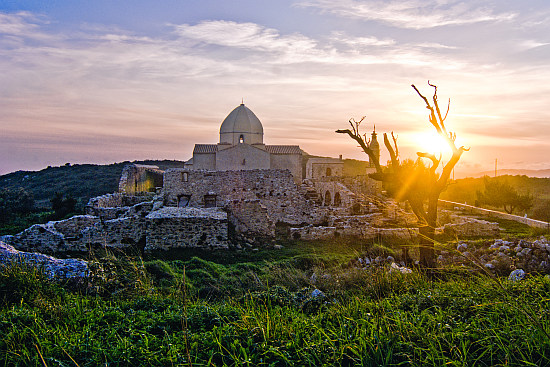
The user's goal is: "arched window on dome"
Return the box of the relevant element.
[239,135,244,144]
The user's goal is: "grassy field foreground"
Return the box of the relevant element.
[2,239,550,366]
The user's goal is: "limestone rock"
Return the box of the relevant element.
[0,241,88,279]
[457,243,468,252]
[509,269,526,282]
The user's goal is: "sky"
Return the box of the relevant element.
[1,0,549,177]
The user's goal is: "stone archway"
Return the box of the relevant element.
[324,190,331,206]
[333,192,341,206]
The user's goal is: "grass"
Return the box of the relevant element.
[2,242,550,366]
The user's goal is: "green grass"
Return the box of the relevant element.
[2,247,550,366]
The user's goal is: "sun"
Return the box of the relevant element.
[415,131,450,156]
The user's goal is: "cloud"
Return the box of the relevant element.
[518,40,550,50]
[295,0,516,29]
[1,9,550,175]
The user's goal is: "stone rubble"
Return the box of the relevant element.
[439,236,550,274]
[0,241,88,279]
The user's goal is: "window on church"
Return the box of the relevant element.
[204,194,217,208]
[326,167,332,177]
[239,135,244,143]
[242,159,246,166]
[182,172,188,182]
[178,195,190,207]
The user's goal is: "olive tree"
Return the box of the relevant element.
[336,82,468,267]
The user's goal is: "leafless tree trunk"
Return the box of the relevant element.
[337,82,468,267]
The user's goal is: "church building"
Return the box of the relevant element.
[184,103,303,182]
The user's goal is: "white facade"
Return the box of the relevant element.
[186,103,303,182]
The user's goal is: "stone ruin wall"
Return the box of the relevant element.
[118,164,164,194]
[6,204,230,255]
[86,193,155,220]
[313,180,356,208]
[163,169,327,226]
[146,208,229,251]
[337,175,383,197]
[226,199,275,239]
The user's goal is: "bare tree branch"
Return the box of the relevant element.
[336,127,382,173]
[384,132,399,168]
[417,152,440,173]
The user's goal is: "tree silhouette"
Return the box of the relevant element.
[337,82,468,267]
[50,192,77,220]
[477,177,533,214]
[0,188,34,222]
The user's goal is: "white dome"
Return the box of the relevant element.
[219,103,264,145]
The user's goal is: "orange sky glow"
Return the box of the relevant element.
[1,1,549,178]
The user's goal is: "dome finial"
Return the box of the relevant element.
[241,97,244,105]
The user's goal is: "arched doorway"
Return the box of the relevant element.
[324,190,331,206]
[333,192,341,206]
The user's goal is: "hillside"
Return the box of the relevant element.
[0,160,185,209]
[469,168,550,178]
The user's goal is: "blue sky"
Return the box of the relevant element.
[1,0,549,176]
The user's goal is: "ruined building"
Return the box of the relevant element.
[5,103,398,255]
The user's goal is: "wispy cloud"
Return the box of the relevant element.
[295,0,516,29]
[1,6,550,174]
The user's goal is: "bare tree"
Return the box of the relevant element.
[336,82,468,267]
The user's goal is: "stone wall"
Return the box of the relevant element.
[442,218,500,237]
[88,193,154,209]
[289,224,418,243]
[314,180,356,208]
[83,216,146,251]
[86,193,154,220]
[338,175,382,197]
[226,199,275,238]
[271,153,302,182]
[163,169,326,226]
[306,158,344,179]
[118,164,164,194]
[440,200,550,229]
[7,205,230,254]
[145,207,229,251]
[8,215,101,253]
[192,152,216,170]
[216,144,271,171]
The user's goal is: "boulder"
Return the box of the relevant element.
[0,241,88,279]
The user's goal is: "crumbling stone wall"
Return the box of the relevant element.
[145,207,229,251]
[289,224,418,243]
[163,169,326,226]
[226,199,275,238]
[338,175,382,197]
[86,193,154,220]
[88,193,154,209]
[6,205,230,254]
[8,215,101,253]
[313,180,356,207]
[83,216,146,251]
[442,218,500,237]
[119,164,164,194]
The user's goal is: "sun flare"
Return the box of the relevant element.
[415,131,450,156]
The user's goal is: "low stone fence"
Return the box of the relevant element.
[439,200,550,229]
